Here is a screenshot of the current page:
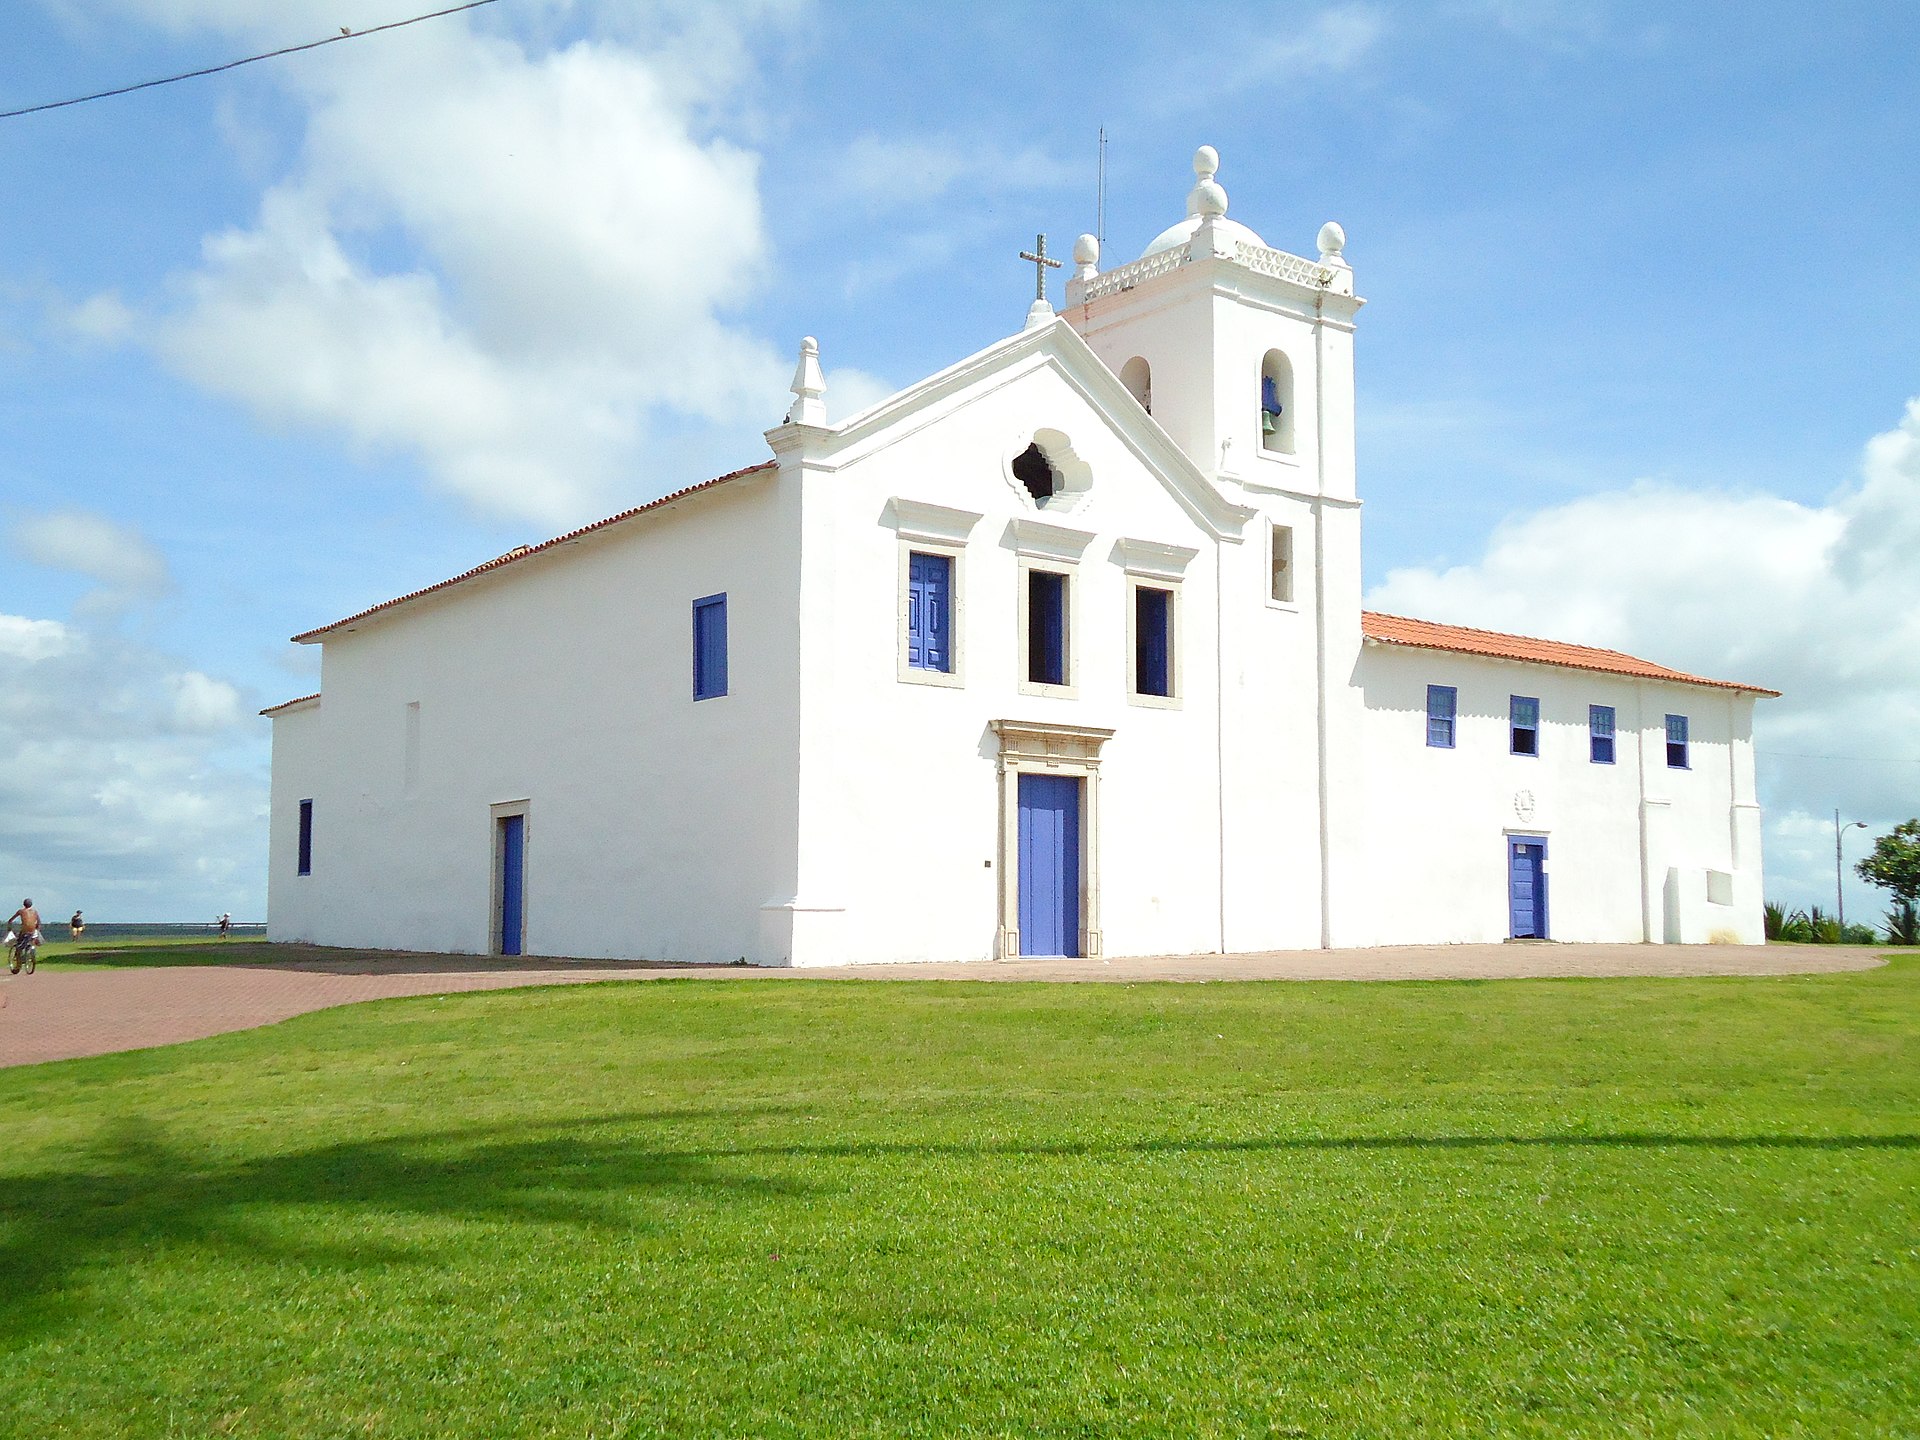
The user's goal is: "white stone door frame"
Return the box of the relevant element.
[990,719,1114,960]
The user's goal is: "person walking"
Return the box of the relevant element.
[70,909,85,941]
[218,912,232,939]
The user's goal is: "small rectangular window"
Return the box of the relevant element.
[693,593,728,700]
[1270,524,1294,603]
[297,798,313,876]
[1027,569,1069,686]
[1510,695,1540,756]
[1134,585,1173,698]
[1426,685,1456,749]
[906,552,952,673]
[1666,713,1689,769]
[1589,704,1616,764]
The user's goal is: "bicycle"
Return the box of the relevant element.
[7,932,36,975]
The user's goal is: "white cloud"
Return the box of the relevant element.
[15,509,172,605]
[77,1,797,527]
[1367,396,1920,915]
[0,610,263,920]
[0,615,76,662]
[169,671,244,733]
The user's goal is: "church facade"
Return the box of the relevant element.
[264,149,1774,964]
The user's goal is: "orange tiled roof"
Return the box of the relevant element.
[1361,611,1778,696]
[259,692,321,718]
[291,462,776,643]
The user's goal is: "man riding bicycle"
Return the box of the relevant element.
[5,898,43,974]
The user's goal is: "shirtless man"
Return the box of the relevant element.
[5,898,42,953]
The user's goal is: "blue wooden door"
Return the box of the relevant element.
[1018,774,1081,957]
[1508,836,1547,940]
[499,814,525,955]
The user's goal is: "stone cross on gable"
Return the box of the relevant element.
[1019,233,1062,302]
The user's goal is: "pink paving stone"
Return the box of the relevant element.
[0,941,1888,1069]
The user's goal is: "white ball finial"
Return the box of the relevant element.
[1187,144,1227,220]
[1071,232,1099,282]
[1317,221,1347,260]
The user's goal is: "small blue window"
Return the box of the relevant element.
[1027,569,1068,686]
[1426,685,1456,749]
[907,553,952,672]
[1589,704,1616,764]
[1665,713,1689,769]
[693,593,728,700]
[297,798,313,876]
[1135,586,1173,698]
[1511,696,1540,756]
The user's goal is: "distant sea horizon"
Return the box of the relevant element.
[65,921,268,938]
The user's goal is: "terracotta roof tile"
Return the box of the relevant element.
[1361,611,1778,696]
[292,461,777,643]
[259,692,321,718]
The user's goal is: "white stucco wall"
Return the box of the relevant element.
[1356,645,1765,945]
[268,471,804,962]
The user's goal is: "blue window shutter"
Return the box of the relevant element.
[1028,570,1067,686]
[1135,586,1171,697]
[1426,685,1456,748]
[1589,704,1616,764]
[693,594,728,699]
[1511,695,1540,756]
[908,552,951,672]
[297,799,313,875]
[1666,713,1689,768]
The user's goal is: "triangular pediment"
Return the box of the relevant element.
[771,318,1257,543]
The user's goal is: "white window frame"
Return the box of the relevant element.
[1010,518,1094,701]
[896,541,967,689]
[884,498,981,690]
[1111,537,1196,712]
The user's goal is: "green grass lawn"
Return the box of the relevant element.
[2,962,1915,1438]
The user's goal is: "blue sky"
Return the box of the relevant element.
[2,0,1916,924]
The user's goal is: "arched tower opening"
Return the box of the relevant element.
[1260,349,1295,454]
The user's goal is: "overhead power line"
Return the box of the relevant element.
[0,0,500,122]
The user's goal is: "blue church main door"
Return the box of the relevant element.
[1018,773,1081,957]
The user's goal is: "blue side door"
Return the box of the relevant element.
[1017,773,1081,957]
[1508,836,1547,940]
[499,814,526,956]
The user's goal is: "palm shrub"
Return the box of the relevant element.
[1763,901,1788,940]
[1886,899,1920,946]
[1766,903,1816,944]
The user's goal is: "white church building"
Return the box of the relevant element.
[264,148,1776,965]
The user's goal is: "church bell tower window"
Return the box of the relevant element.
[1120,356,1152,415]
[1260,350,1294,454]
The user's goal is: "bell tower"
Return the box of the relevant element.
[1064,146,1370,950]
[1062,145,1361,505]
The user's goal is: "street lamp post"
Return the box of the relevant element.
[1835,809,1868,931]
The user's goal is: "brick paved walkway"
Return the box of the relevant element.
[0,941,1889,1068]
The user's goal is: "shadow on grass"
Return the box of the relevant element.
[4,1109,1914,1345]
[0,1107,807,1343]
